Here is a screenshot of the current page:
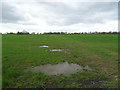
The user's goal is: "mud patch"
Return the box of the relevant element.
[64,49,71,56]
[77,78,108,88]
[109,52,118,56]
[25,62,91,76]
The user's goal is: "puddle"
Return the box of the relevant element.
[39,45,49,47]
[25,62,91,76]
[50,49,63,51]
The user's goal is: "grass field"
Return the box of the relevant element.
[2,34,118,88]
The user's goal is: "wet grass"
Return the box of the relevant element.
[2,34,118,88]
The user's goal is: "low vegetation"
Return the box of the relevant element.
[2,34,118,88]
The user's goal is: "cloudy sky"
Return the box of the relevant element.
[0,0,118,33]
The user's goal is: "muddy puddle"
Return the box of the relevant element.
[39,45,49,47]
[50,49,63,51]
[26,62,91,76]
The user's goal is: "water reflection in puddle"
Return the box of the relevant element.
[39,45,49,47]
[50,49,63,51]
[26,62,91,76]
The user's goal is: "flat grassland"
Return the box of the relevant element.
[2,34,118,88]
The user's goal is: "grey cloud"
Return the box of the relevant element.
[38,2,118,25]
[118,2,120,20]
[1,2,25,23]
[1,2,118,26]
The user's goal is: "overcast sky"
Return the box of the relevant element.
[0,0,118,33]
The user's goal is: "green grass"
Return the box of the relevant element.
[2,34,118,88]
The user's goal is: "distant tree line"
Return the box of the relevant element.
[17,31,29,35]
[43,31,120,34]
[2,31,120,35]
